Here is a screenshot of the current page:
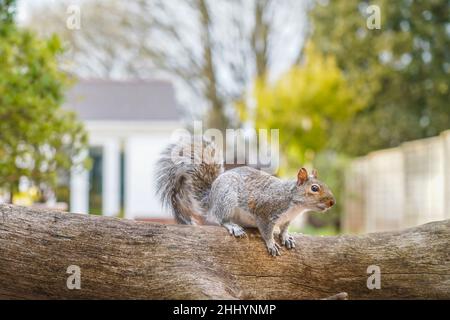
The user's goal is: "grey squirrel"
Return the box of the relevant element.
[155,137,335,256]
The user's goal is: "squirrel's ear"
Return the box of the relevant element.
[297,167,308,186]
[312,169,318,179]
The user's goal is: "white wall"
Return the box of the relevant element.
[124,133,172,219]
[100,138,121,217]
[70,167,89,214]
[70,121,179,219]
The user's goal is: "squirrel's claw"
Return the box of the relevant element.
[223,223,247,238]
[267,242,281,256]
[232,228,247,238]
[280,234,296,249]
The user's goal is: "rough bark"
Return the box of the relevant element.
[0,204,449,300]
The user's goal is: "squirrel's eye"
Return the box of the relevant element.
[311,184,320,192]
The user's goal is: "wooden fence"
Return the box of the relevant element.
[343,130,450,233]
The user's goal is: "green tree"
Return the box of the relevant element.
[239,44,363,232]
[0,3,88,203]
[310,0,450,156]
[240,44,365,174]
[0,0,16,25]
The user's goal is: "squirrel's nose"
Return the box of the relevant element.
[328,199,335,207]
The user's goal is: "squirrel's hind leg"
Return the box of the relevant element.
[207,183,247,237]
[207,203,247,237]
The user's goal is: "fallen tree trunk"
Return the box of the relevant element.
[0,204,449,299]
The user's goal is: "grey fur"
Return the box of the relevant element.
[155,137,335,256]
[155,137,223,224]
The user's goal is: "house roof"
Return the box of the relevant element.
[64,79,180,121]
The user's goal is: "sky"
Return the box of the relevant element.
[16,0,309,122]
[17,0,51,24]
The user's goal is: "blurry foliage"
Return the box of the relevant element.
[238,44,363,232]
[239,44,365,175]
[54,185,70,207]
[0,4,89,202]
[310,0,450,156]
[240,0,450,232]
[0,0,15,24]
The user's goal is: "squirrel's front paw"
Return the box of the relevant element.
[280,234,296,249]
[223,222,247,238]
[266,241,281,256]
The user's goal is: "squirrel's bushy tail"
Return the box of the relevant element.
[155,137,224,224]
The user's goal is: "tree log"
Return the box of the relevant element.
[0,204,449,299]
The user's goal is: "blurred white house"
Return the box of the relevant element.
[64,79,181,220]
